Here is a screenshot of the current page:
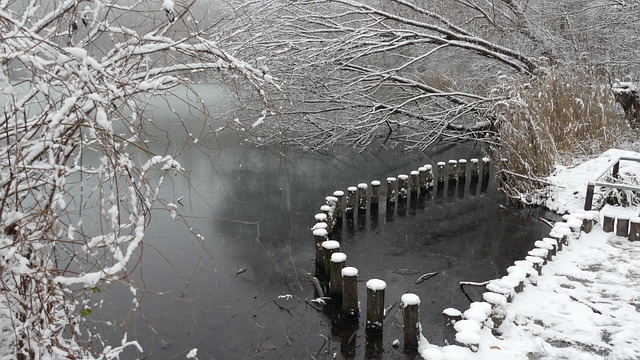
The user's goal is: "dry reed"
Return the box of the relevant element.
[492,68,625,204]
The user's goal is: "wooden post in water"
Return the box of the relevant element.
[397,174,409,199]
[329,252,347,299]
[470,158,479,178]
[418,167,428,191]
[442,308,463,345]
[630,217,640,241]
[425,165,434,188]
[481,156,491,194]
[410,171,419,193]
[371,181,380,205]
[365,279,386,333]
[341,267,359,320]
[458,159,467,180]
[346,186,357,217]
[448,160,458,183]
[401,293,421,351]
[357,183,368,211]
[436,162,446,183]
[313,228,328,275]
[322,240,340,281]
[333,190,344,226]
[616,215,630,237]
[482,156,491,177]
[602,212,615,233]
[320,205,333,234]
[325,196,338,228]
[386,177,397,203]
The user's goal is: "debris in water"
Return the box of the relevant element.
[236,268,247,275]
[415,272,438,284]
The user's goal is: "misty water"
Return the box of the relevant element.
[92,85,557,359]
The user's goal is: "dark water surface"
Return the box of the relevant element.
[93,86,557,360]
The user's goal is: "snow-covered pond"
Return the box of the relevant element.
[82,85,557,359]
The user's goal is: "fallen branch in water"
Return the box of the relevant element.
[304,272,325,298]
[383,301,399,318]
[415,272,438,284]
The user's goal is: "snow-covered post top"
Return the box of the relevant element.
[341,267,359,320]
[442,307,463,344]
[365,279,387,332]
[448,160,458,182]
[436,162,446,183]
[401,293,421,351]
[386,177,397,203]
[357,183,368,210]
[370,180,381,204]
[410,170,419,192]
[329,252,347,299]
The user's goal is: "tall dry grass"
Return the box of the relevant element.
[492,68,625,204]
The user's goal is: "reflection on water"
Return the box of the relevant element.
[94,86,556,359]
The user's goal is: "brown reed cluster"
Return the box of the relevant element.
[491,68,625,203]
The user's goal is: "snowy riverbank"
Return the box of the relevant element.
[419,149,640,360]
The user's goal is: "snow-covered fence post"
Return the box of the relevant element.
[630,217,640,241]
[437,162,446,183]
[365,279,386,333]
[584,182,596,210]
[418,167,428,191]
[346,186,357,216]
[410,171,420,193]
[357,183,368,211]
[320,205,333,234]
[582,210,599,233]
[425,165,434,188]
[534,240,554,261]
[541,238,558,257]
[313,228,329,277]
[458,159,467,180]
[481,156,491,194]
[617,215,630,237]
[329,253,347,299]
[442,308,463,344]
[370,181,380,205]
[448,160,458,183]
[322,240,340,280]
[397,174,409,199]
[470,158,480,178]
[603,212,615,233]
[526,256,544,275]
[482,156,491,177]
[483,292,508,335]
[401,293,421,351]
[333,191,344,226]
[341,267,359,320]
[386,177,397,203]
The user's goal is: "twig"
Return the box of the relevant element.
[383,301,398,317]
[415,271,438,284]
[304,272,325,298]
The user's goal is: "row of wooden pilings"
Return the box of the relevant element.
[441,210,598,351]
[601,212,640,240]
[311,157,492,353]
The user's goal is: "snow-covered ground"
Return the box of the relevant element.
[419,149,640,360]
